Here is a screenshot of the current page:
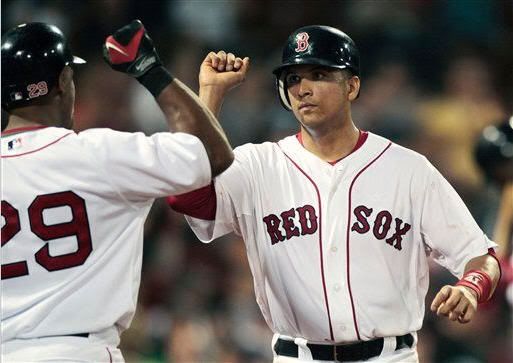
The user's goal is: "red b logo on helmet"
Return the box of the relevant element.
[295,32,309,52]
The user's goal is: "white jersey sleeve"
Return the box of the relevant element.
[80,129,211,202]
[186,144,256,241]
[416,158,496,278]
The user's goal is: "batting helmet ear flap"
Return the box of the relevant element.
[276,73,292,111]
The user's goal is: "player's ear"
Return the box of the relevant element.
[347,75,360,101]
[58,66,74,93]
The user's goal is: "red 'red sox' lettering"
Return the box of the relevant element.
[351,205,373,233]
[280,208,300,240]
[263,204,318,245]
[351,205,411,250]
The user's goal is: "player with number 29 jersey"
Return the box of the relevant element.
[2,19,233,362]
[1,126,210,345]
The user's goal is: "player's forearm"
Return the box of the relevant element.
[157,79,233,177]
[493,182,513,258]
[463,253,501,300]
[199,85,225,117]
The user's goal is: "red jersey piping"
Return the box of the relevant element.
[2,125,48,136]
[279,145,335,341]
[2,132,73,158]
[345,142,392,340]
[295,130,369,165]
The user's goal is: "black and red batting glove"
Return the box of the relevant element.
[103,20,173,97]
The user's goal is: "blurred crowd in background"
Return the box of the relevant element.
[2,1,512,362]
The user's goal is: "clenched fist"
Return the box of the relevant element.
[199,51,250,94]
[103,20,173,97]
[103,20,162,78]
[431,285,478,324]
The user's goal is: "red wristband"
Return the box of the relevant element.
[456,269,492,304]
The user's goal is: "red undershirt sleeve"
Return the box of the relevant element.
[167,182,217,220]
[487,247,502,282]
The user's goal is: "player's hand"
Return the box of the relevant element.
[103,20,162,78]
[199,51,250,94]
[430,285,478,324]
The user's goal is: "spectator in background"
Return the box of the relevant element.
[416,54,506,206]
[352,56,421,147]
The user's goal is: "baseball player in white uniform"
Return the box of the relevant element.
[168,26,501,362]
[1,20,234,362]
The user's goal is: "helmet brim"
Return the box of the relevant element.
[72,55,86,64]
[272,57,350,76]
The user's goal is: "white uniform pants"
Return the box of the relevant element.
[271,333,418,363]
[2,328,124,362]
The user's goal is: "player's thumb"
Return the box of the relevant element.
[430,285,451,311]
[240,57,250,76]
[201,52,216,67]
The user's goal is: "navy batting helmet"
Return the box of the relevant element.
[1,22,85,110]
[474,116,513,183]
[273,25,360,111]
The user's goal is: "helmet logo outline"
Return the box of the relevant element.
[294,32,309,52]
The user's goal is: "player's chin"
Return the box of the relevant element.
[297,112,324,127]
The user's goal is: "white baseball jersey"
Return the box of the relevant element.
[1,126,210,345]
[185,132,496,344]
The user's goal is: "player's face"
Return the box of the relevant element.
[286,65,358,131]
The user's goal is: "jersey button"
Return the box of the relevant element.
[339,325,346,331]
[331,246,338,252]
[334,283,341,292]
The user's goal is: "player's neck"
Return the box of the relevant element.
[4,107,65,132]
[300,122,360,162]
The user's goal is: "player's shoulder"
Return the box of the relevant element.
[1,126,75,157]
[225,139,290,179]
[78,128,199,144]
[71,128,163,161]
[370,133,429,165]
[76,128,152,148]
[77,127,133,140]
[233,139,282,159]
[368,132,436,179]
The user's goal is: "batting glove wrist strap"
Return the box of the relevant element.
[456,269,492,304]
[136,66,173,97]
[103,19,173,95]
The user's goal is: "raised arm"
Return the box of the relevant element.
[167,50,250,218]
[198,51,250,116]
[103,20,233,177]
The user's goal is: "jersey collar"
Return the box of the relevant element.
[295,129,369,165]
[2,125,48,137]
